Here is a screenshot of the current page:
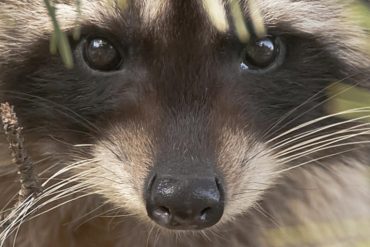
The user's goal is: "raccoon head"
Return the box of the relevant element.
[0,0,369,231]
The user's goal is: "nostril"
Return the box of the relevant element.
[200,207,211,221]
[154,206,170,217]
[152,206,171,225]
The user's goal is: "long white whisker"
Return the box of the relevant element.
[269,112,370,152]
[273,146,363,174]
[274,126,370,158]
[262,74,361,140]
[266,107,370,145]
[42,158,98,187]
[263,76,366,141]
[277,130,370,164]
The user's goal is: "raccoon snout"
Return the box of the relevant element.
[145,175,224,230]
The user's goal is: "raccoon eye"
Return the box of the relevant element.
[240,36,285,72]
[83,38,122,71]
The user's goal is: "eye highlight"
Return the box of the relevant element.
[240,36,285,72]
[83,37,123,72]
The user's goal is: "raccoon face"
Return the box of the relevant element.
[0,0,369,231]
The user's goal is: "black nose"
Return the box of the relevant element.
[146,175,224,230]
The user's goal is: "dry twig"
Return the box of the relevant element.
[0,102,42,228]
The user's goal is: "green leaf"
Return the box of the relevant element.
[44,0,74,69]
[326,82,370,122]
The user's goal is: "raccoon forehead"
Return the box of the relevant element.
[70,0,362,33]
[0,0,369,67]
[0,0,361,34]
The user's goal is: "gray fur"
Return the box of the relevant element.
[0,0,370,246]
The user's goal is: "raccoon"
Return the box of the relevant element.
[0,0,370,246]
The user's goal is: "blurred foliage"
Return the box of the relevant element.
[44,0,74,69]
[327,82,370,122]
[265,218,370,247]
[203,0,229,33]
[246,0,266,38]
[348,0,370,30]
[230,0,250,42]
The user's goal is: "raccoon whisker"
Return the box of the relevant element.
[46,134,94,147]
[42,158,99,187]
[274,145,367,174]
[2,198,67,242]
[40,171,92,197]
[95,138,127,163]
[102,208,137,232]
[276,130,370,162]
[22,127,96,139]
[19,189,98,233]
[38,181,93,204]
[102,212,139,218]
[239,118,370,175]
[21,168,100,217]
[227,193,261,203]
[231,189,269,198]
[78,165,125,185]
[262,73,362,140]
[147,224,156,247]
[0,90,101,135]
[100,210,138,218]
[11,204,29,247]
[36,159,61,176]
[254,202,280,227]
[0,160,66,228]
[269,111,370,151]
[199,229,212,242]
[271,128,368,161]
[24,176,100,217]
[0,156,55,212]
[243,109,370,169]
[74,144,94,147]
[266,106,370,145]
[309,159,346,182]
[34,188,97,217]
[107,209,126,230]
[86,175,125,185]
[26,183,92,216]
[0,199,32,230]
[0,198,35,245]
[37,178,97,207]
[273,124,370,158]
[154,227,162,247]
[78,157,128,184]
[272,149,361,178]
[281,141,370,167]
[69,202,113,230]
[1,194,22,221]
[204,226,227,242]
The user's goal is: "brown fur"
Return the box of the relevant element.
[1,0,370,246]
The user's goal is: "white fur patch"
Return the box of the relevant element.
[140,0,169,25]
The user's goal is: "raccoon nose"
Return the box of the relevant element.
[145,175,224,230]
